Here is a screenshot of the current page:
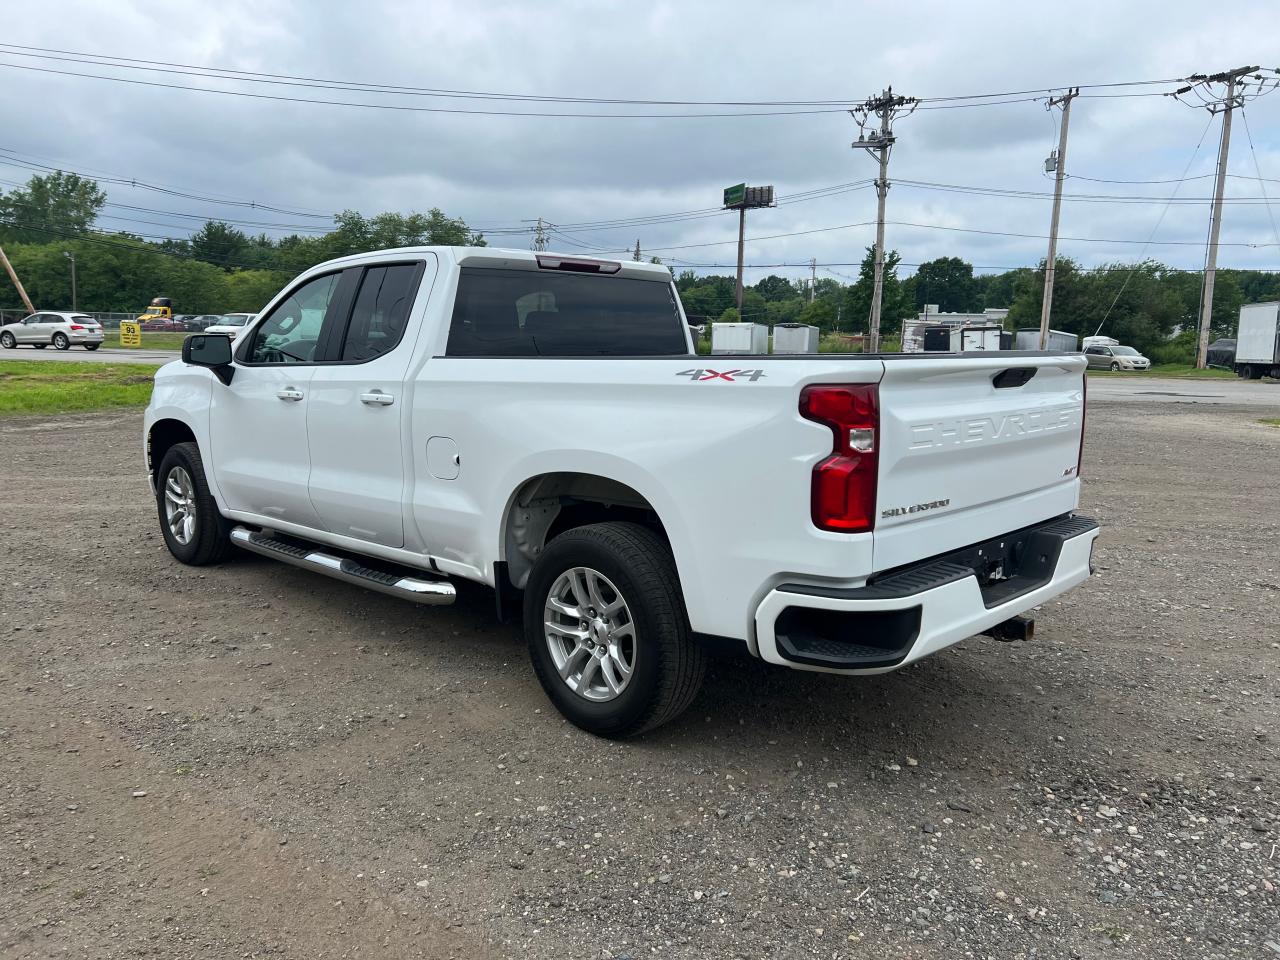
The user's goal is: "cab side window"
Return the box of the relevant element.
[339,264,423,362]
[244,273,341,364]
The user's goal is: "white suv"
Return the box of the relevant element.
[0,312,105,351]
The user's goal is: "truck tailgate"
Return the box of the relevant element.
[873,355,1086,571]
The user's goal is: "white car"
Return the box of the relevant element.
[144,247,1098,737]
[0,311,105,351]
[202,313,256,338]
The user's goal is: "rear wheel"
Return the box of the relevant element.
[156,442,233,566]
[524,521,704,738]
[53,333,70,350]
[0,331,14,349]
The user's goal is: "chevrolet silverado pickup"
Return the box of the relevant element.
[144,247,1098,737]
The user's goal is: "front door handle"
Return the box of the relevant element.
[276,387,304,402]
[360,391,395,406]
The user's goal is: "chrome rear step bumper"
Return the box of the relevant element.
[230,526,456,606]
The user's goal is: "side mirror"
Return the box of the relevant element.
[182,334,235,385]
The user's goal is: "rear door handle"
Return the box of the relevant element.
[276,387,304,402]
[360,391,395,406]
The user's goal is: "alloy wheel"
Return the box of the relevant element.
[163,466,198,545]
[543,566,636,702]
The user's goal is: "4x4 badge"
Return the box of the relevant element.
[675,369,766,382]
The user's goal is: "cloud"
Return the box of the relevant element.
[1,0,1277,293]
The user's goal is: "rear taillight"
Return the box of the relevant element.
[69,325,84,331]
[799,383,879,532]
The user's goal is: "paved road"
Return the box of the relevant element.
[2,345,179,366]
[1088,375,1280,407]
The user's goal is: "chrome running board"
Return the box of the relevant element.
[230,526,456,606]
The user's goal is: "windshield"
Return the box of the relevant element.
[1112,346,1141,356]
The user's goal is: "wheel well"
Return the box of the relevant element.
[502,472,669,590]
[148,419,197,478]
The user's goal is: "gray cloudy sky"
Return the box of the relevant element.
[2,0,1279,287]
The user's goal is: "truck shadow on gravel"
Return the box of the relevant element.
[243,557,1073,776]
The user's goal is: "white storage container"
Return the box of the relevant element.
[1018,328,1080,352]
[771,323,819,354]
[711,322,770,355]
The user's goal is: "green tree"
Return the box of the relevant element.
[189,221,251,270]
[0,172,106,244]
[911,256,978,312]
[754,275,798,302]
[842,246,910,334]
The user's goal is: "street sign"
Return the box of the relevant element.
[119,321,141,347]
[723,183,746,208]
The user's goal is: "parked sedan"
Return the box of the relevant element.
[0,312,105,351]
[180,314,222,331]
[140,318,187,332]
[1084,343,1151,371]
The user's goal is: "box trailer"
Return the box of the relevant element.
[771,323,819,354]
[1235,302,1280,380]
[711,322,769,355]
[1017,328,1081,352]
[950,325,1004,352]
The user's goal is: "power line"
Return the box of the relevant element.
[1239,105,1280,255]
[0,147,333,218]
[0,43,1192,109]
[1094,113,1216,334]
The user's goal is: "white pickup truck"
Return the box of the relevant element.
[144,247,1098,737]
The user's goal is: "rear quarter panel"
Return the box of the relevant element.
[411,357,884,642]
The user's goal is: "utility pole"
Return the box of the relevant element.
[734,206,746,314]
[1176,66,1261,368]
[64,251,77,311]
[850,87,917,353]
[532,217,548,252]
[1038,88,1078,349]
[0,244,35,314]
[809,257,817,303]
[633,239,642,262]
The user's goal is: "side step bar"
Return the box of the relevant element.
[230,526,456,606]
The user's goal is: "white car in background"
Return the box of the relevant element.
[202,313,256,338]
[0,311,105,351]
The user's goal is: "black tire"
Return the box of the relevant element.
[155,441,234,566]
[524,521,705,739]
[53,333,70,351]
[0,331,14,349]
[1109,361,1120,371]
[84,343,100,351]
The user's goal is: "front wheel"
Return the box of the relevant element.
[0,331,14,349]
[156,441,233,566]
[53,333,70,350]
[524,522,705,739]
[83,343,100,351]
[1109,361,1120,371]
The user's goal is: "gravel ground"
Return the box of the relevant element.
[1,400,1278,959]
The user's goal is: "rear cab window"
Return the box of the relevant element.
[445,267,688,357]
